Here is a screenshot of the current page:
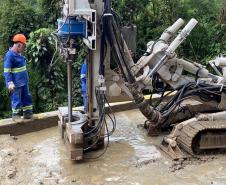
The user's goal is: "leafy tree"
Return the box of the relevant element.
[0,61,11,118]
[0,0,41,54]
[72,43,87,107]
[37,0,61,27]
[25,28,84,112]
[25,28,67,112]
[113,0,225,63]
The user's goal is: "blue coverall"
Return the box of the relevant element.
[3,49,32,116]
[81,62,86,112]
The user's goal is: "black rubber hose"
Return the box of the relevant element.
[103,0,163,127]
[129,83,162,124]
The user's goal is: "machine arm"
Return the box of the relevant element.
[100,0,226,136]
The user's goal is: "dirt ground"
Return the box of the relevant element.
[1,109,226,185]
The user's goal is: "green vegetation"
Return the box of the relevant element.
[0,0,225,118]
[114,0,225,61]
[26,28,67,113]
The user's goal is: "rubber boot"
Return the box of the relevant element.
[12,114,22,122]
[23,112,33,119]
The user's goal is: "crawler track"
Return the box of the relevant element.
[177,121,226,155]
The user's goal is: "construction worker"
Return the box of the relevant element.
[81,60,86,112]
[3,34,33,121]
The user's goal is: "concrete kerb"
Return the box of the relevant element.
[0,93,209,136]
[0,101,137,136]
[0,111,59,136]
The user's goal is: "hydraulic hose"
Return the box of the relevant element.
[103,0,164,129]
[129,83,162,124]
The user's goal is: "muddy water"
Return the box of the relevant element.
[1,110,226,185]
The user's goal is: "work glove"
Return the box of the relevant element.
[8,81,15,92]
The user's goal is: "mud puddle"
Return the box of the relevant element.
[1,110,226,185]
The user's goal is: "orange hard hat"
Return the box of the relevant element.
[12,34,27,44]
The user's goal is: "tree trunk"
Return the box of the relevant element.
[219,0,226,24]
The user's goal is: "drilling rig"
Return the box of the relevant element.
[55,0,226,160]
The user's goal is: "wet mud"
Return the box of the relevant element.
[1,110,226,185]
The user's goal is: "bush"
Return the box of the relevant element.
[113,0,225,63]
[26,28,85,112]
[0,61,11,118]
[0,0,41,55]
[37,0,61,27]
[25,28,67,112]
[71,44,87,107]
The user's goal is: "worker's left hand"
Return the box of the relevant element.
[8,81,15,92]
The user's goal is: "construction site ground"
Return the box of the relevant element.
[1,109,226,185]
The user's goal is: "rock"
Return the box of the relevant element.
[10,158,16,164]
[72,179,77,183]
[7,169,17,179]
[7,152,13,156]
[12,136,18,140]
[55,179,60,184]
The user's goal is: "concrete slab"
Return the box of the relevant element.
[0,110,225,185]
